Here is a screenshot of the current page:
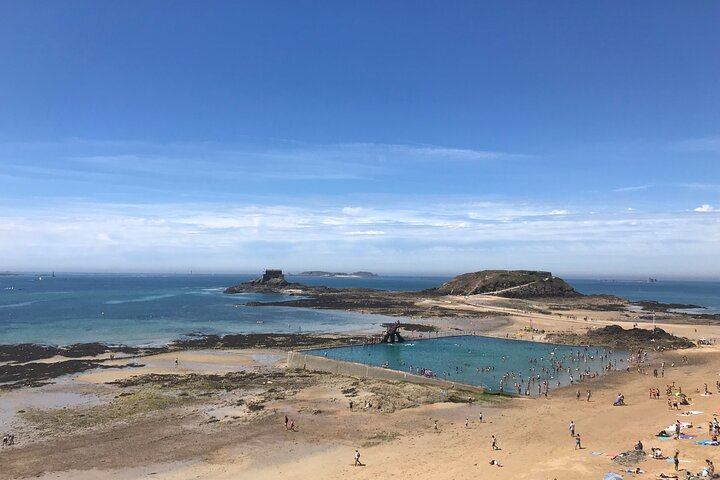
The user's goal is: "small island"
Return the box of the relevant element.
[296,271,378,278]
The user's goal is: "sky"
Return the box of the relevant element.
[0,1,719,278]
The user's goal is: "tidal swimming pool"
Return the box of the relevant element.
[308,336,626,394]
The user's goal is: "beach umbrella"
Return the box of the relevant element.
[603,473,623,480]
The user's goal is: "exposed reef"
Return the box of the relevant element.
[546,325,696,350]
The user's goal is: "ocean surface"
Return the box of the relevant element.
[1,273,718,346]
[308,336,625,393]
[568,279,720,314]
[0,274,426,346]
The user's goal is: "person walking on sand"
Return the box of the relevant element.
[354,449,362,466]
[465,418,469,428]
[491,435,499,450]
[479,412,483,423]
[587,390,592,402]
[575,434,582,450]
[284,415,289,430]
[569,421,575,436]
[673,449,679,471]
[434,420,439,433]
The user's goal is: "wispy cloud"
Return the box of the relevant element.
[1,199,718,275]
[672,136,720,154]
[0,139,522,184]
[613,185,651,193]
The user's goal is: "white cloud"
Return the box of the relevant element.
[344,230,386,236]
[342,207,364,216]
[549,210,569,215]
[694,204,716,212]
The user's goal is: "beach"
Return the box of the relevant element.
[2,290,720,480]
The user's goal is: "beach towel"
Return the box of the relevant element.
[665,458,691,463]
[679,434,697,439]
[603,473,623,480]
[694,440,720,446]
[679,411,703,415]
[663,422,692,434]
[657,436,672,441]
[591,452,603,455]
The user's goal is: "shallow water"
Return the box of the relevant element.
[309,335,626,394]
[0,274,411,346]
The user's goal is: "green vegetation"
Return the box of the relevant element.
[434,270,578,298]
[362,430,402,447]
[22,386,196,434]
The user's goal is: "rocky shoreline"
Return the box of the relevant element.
[0,333,371,390]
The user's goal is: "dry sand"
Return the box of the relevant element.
[2,296,719,480]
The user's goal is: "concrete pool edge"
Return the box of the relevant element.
[286,349,486,393]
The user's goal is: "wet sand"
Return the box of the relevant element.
[1,294,719,479]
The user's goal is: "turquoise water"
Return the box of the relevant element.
[0,274,409,346]
[1,273,718,347]
[309,336,624,394]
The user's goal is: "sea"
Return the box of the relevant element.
[1,273,718,347]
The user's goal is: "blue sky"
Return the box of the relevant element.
[0,1,718,277]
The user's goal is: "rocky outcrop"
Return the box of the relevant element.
[224,269,298,294]
[547,325,696,350]
[432,270,579,298]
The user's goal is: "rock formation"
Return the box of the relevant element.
[432,270,578,298]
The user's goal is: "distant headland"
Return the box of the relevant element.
[296,271,378,278]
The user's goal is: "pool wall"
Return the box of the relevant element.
[287,349,485,393]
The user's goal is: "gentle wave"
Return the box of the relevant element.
[105,294,177,305]
[0,301,37,309]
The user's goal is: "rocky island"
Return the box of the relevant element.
[224,269,615,319]
[297,270,378,278]
[431,270,579,298]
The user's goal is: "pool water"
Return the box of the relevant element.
[309,336,626,394]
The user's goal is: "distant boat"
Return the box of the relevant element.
[256,320,264,324]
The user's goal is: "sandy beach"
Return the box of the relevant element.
[2,294,719,480]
